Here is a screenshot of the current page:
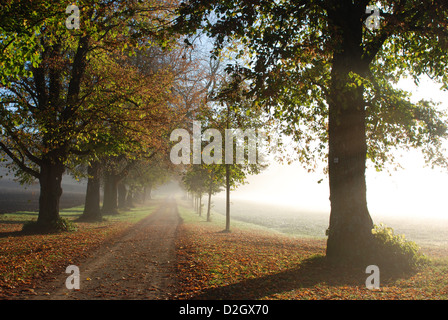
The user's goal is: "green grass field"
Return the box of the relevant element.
[206,197,448,254]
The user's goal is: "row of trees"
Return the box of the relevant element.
[174,0,448,264]
[2,0,448,265]
[81,154,172,221]
[0,0,272,233]
[0,1,208,230]
[180,72,277,231]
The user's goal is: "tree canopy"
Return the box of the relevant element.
[0,1,182,230]
[174,0,448,262]
[1,0,447,265]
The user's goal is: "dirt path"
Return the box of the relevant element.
[30,197,181,300]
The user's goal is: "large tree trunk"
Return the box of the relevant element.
[325,7,374,263]
[37,159,65,229]
[147,183,152,200]
[117,182,127,208]
[126,187,135,208]
[143,183,152,203]
[102,171,119,215]
[81,161,101,221]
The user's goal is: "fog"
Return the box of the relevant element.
[208,76,448,248]
[209,157,448,248]
[216,75,448,221]
[217,156,448,221]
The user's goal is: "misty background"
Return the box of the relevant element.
[207,76,448,249]
[1,76,447,249]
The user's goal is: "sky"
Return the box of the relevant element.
[218,76,448,221]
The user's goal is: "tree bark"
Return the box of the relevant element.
[81,161,102,221]
[126,187,135,208]
[102,171,119,215]
[37,159,65,228]
[143,183,152,202]
[325,6,374,263]
[117,182,127,208]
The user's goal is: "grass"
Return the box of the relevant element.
[0,200,161,297]
[209,198,329,240]
[209,197,448,251]
[2,196,447,300]
[175,200,448,300]
[180,200,289,236]
[0,202,160,225]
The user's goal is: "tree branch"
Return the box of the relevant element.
[4,127,43,166]
[0,141,40,179]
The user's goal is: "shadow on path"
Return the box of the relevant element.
[190,255,415,299]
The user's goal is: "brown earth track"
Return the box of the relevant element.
[26,197,181,300]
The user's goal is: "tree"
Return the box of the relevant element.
[0,1,178,231]
[75,46,174,220]
[81,160,102,221]
[182,164,209,215]
[174,0,448,262]
[0,1,57,84]
[78,37,198,219]
[202,76,270,231]
[123,155,173,207]
[204,166,225,222]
